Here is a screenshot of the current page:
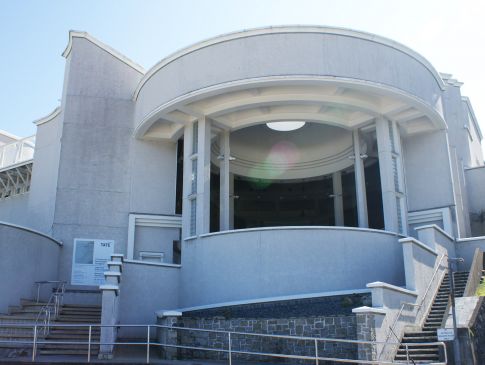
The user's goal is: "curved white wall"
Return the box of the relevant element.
[135,28,443,131]
[179,227,405,308]
[0,222,61,312]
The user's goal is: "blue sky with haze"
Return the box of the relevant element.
[1,0,484,137]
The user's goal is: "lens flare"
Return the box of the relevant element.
[248,140,300,188]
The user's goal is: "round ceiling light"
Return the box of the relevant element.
[266,121,306,131]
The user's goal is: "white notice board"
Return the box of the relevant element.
[437,328,455,341]
[71,239,114,286]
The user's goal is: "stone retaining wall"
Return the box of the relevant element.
[170,294,370,362]
[177,315,357,362]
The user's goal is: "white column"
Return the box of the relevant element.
[376,118,407,234]
[353,129,369,228]
[181,124,194,239]
[229,172,235,229]
[196,117,211,235]
[332,171,344,226]
[219,130,230,231]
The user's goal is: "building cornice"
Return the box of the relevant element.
[33,106,61,126]
[133,25,446,100]
[62,30,145,75]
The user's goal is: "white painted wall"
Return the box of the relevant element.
[118,261,180,336]
[402,130,455,213]
[180,227,405,308]
[465,167,485,236]
[27,113,63,234]
[52,36,144,281]
[135,29,443,130]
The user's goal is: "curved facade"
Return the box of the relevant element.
[1,27,485,340]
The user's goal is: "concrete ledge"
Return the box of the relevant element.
[104,271,121,277]
[107,261,122,266]
[124,259,181,268]
[0,221,63,246]
[367,282,418,297]
[199,225,404,239]
[156,310,182,318]
[352,306,387,315]
[99,284,119,291]
[414,224,455,241]
[399,237,438,256]
[177,288,371,313]
[457,236,485,243]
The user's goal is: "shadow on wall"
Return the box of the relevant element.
[0,222,61,313]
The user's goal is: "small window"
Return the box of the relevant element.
[139,251,164,263]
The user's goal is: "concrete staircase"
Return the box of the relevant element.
[394,271,469,363]
[0,298,101,358]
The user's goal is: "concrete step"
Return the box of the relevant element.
[397,348,439,354]
[0,314,39,320]
[395,354,440,361]
[0,332,36,339]
[402,337,438,343]
[38,348,99,356]
[60,308,101,314]
[49,328,100,333]
[55,318,101,323]
[63,304,101,309]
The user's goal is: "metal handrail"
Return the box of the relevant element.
[0,322,447,364]
[35,280,66,303]
[34,281,66,336]
[378,253,448,360]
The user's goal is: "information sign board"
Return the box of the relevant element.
[71,239,114,286]
[437,328,455,341]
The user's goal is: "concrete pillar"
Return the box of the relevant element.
[353,129,369,228]
[182,123,194,238]
[196,117,211,235]
[376,118,400,233]
[332,171,344,226]
[219,130,230,231]
[98,254,123,359]
[156,311,182,360]
[352,307,386,362]
[98,288,118,359]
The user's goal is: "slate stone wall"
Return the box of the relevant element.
[169,294,370,363]
[472,298,485,361]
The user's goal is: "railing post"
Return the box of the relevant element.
[314,338,319,365]
[32,325,37,361]
[36,283,41,303]
[405,343,410,364]
[228,332,232,365]
[88,325,92,363]
[146,325,150,364]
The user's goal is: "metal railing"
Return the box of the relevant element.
[0,135,35,170]
[0,323,447,364]
[33,281,66,336]
[378,253,448,361]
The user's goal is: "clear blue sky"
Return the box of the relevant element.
[1,0,484,137]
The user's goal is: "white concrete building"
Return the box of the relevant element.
[1,26,485,362]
